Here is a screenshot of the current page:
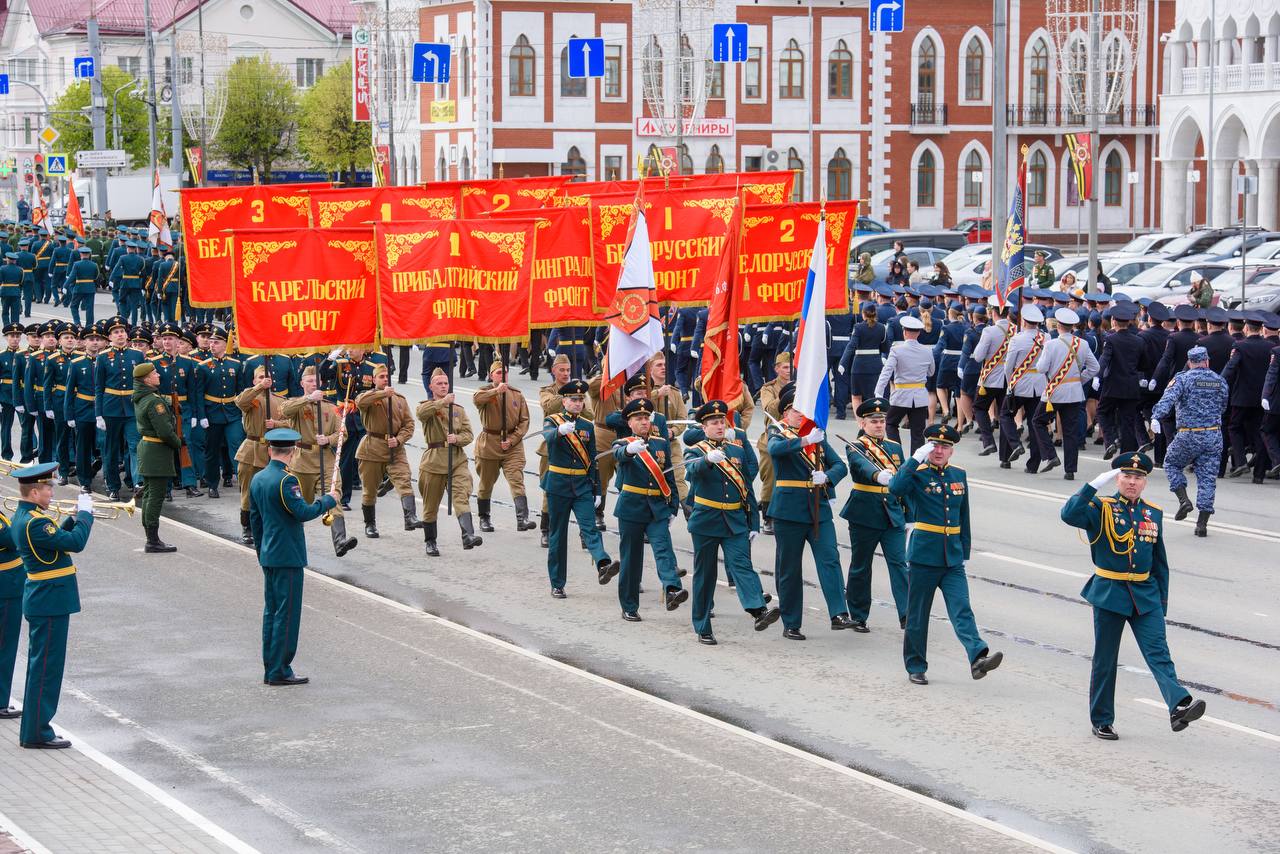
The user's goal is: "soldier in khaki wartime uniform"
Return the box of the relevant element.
[473,359,536,533]
[416,368,482,556]
[281,366,357,557]
[755,351,792,535]
[234,365,286,545]
[355,363,421,538]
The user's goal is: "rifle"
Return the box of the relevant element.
[171,390,192,470]
[446,394,455,516]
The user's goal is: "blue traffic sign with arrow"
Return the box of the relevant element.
[711,24,748,63]
[0,74,8,96]
[567,37,605,78]
[870,0,905,33]
[73,56,96,79]
[412,43,451,84]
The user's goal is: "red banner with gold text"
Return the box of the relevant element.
[557,171,793,209]
[376,220,537,344]
[459,176,572,217]
[490,207,604,329]
[309,185,459,228]
[180,183,326,307]
[230,227,378,354]
[736,200,858,322]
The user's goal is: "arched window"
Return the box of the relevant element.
[917,37,937,106]
[1028,150,1048,206]
[642,36,664,107]
[1066,37,1087,122]
[788,148,804,201]
[964,38,985,100]
[828,40,852,99]
[780,38,805,99]
[459,39,470,98]
[679,144,693,175]
[827,148,851,200]
[509,35,536,96]
[561,36,587,97]
[916,149,936,207]
[705,144,724,174]
[563,146,587,181]
[963,149,983,207]
[1104,149,1123,206]
[437,150,447,181]
[460,149,471,180]
[1029,39,1049,118]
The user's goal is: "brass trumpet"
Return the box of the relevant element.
[1,496,137,519]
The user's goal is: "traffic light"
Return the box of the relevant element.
[33,153,44,183]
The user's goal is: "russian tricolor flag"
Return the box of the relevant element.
[790,219,829,434]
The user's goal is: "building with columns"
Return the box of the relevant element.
[1158,0,1280,232]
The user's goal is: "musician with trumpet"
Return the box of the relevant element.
[281,366,356,557]
[131,362,179,553]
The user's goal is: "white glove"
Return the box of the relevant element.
[44,410,53,419]
[1149,419,1161,435]
[706,449,726,464]
[625,439,646,455]
[748,530,759,543]
[1089,469,1121,490]
[66,419,75,428]
[76,493,94,514]
[801,428,825,447]
[875,470,893,486]
[557,421,575,436]
[691,350,700,360]
[14,405,22,414]
[957,365,964,378]
[1091,377,1100,391]
[912,441,936,463]
[811,470,828,486]
[199,418,209,429]
[95,416,106,430]
[761,334,769,345]
[546,349,555,360]
[1138,379,1148,390]
[1263,398,1272,412]
[837,365,845,375]
[190,417,197,428]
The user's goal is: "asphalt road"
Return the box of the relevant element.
[6,295,1280,853]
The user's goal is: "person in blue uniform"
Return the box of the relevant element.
[10,462,96,748]
[109,242,146,326]
[672,308,700,397]
[838,301,888,411]
[1221,314,1274,483]
[612,398,686,621]
[0,250,23,325]
[0,322,22,460]
[15,237,36,318]
[1095,301,1145,458]
[0,505,23,720]
[23,323,56,464]
[67,246,98,329]
[195,327,244,498]
[1060,452,1207,740]
[541,379,619,597]
[30,232,52,305]
[94,317,144,500]
[47,235,72,307]
[767,383,856,640]
[839,397,910,632]
[683,399,780,644]
[418,344,455,395]
[248,428,340,686]
[64,324,104,492]
[889,423,1003,685]
[1151,346,1228,537]
[42,323,79,481]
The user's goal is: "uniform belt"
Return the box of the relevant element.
[76,393,93,401]
[27,565,76,581]
[1094,566,1150,582]
[854,349,881,355]
[105,387,132,396]
[851,482,889,493]
[426,442,445,449]
[914,522,961,535]
[694,495,741,510]
[295,441,315,450]
[53,384,66,391]
[0,556,22,571]
[123,274,140,279]
[1,379,11,384]
[141,435,166,443]
[1179,425,1219,432]
[942,349,962,355]
[895,382,926,389]
[832,336,850,342]
[562,340,583,346]
[621,484,663,496]
[548,465,587,475]
[245,434,263,443]
[483,428,510,436]
[1058,377,1081,383]
[775,479,818,489]
[205,395,236,403]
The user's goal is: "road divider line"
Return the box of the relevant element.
[1133,699,1280,744]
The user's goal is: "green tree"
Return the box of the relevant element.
[51,65,168,171]
[215,56,298,182]
[297,60,371,185]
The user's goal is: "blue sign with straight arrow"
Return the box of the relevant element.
[711,24,748,63]
[567,37,605,79]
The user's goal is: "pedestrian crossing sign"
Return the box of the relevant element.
[46,154,67,176]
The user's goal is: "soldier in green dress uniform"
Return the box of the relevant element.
[839,397,911,632]
[889,423,1003,685]
[0,506,24,719]
[1060,451,1206,740]
[683,399,780,644]
[612,398,686,621]
[132,362,180,553]
[248,429,340,686]
[11,462,95,748]
[766,383,856,640]
[541,380,619,598]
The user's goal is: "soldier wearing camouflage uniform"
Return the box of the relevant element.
[1150,346,1229,537]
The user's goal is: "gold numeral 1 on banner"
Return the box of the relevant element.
[381,203,392,222]
[449,232,460,257]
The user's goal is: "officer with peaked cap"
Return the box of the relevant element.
[1031,307,1099,480]
[998,303,1048,471]
[875,314,934,452]
[1061,452,1206,739]
[1094,300,1145,458]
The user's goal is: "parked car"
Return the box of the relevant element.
[1113,261,1231,301]
[848,229,970,262]
[1149,227,1268,261]
[1229,277,1280,312]
[952,216,992,244]
[1209,265,1280,306]
[854,216,892,236]
[1051,255,1091,282]
[1105,257,1165,286]
[942,243,1066,285]
[1103,232,1184,258]
[1179,231,1280,263]
[869,246,953,280]
[1222,239,1280,267]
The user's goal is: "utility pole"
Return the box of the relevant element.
[88,7,109,216]
[171,28,183,178]
[143,0,160,176]
[1087,0,1100,291]
[197,0,208,177]
[991,0,1007,266]
[383,0,396,184]
[674,0,683,176]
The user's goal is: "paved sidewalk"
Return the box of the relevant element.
[0,718,248,854]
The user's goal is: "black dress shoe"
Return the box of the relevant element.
[621,611,642,622]
[1138,441,1154,454]
[1023,464,1038,474]
[21,737,72,749]
[266,675,310,686]
[1103,443,1118,460]
[550,588,566,599]
[0,706,20,719]
[908,673,928,685]
[1040,458,1061,474]
[781,628,806,641]
[597,559,620,585]
[107,490,120,501]
[1170,698,1206,732]
[184,486,203,497]
[978,445,997,457]
[1092,725,1119,741]
[665,588,689,611]
[752,607,781,632]
[899,615,907,630]
[207,486,220,499]
[1008,444,1025,462]
[970,650,1004,680]
[222,477,233,488]
[698,632,717,645]
[999,461,1011,469]
[851,620,870,633]
[830,613,856,630]
[1064,472,1075,481]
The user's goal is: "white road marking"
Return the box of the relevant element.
[1134,699,1280,744]
[0,809,54,854]
[972,549,1090,579]
[1254,612,1269,618]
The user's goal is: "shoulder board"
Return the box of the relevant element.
[226,357,242,364]
[1097,496,1116,504]
[198,358,214,367]
[1142,500,1162,512]
[948,465,966,475]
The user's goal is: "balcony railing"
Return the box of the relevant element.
[1005,104,1157,128]
[909,102,947,127]
[1177,62,1280,94]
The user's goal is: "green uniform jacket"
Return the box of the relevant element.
[839,434,909,530]
[684,432,759,536]
[765,428,847,524]
[133,382,181,477]
[1060,484,1168,617]
[248,459,336,567]
[0,512,23,600]
[12,501,93,617]
[612,438,680,522]
[889,458,971,568]
[540,414,598,499]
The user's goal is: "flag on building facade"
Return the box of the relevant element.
[1066,132,1093,201]
[185,147,205,186]
[148,169,173,248]
[790,217,831,433]
[599,197,664,400]
[995,149,1028,306]
[698,201,743,405]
